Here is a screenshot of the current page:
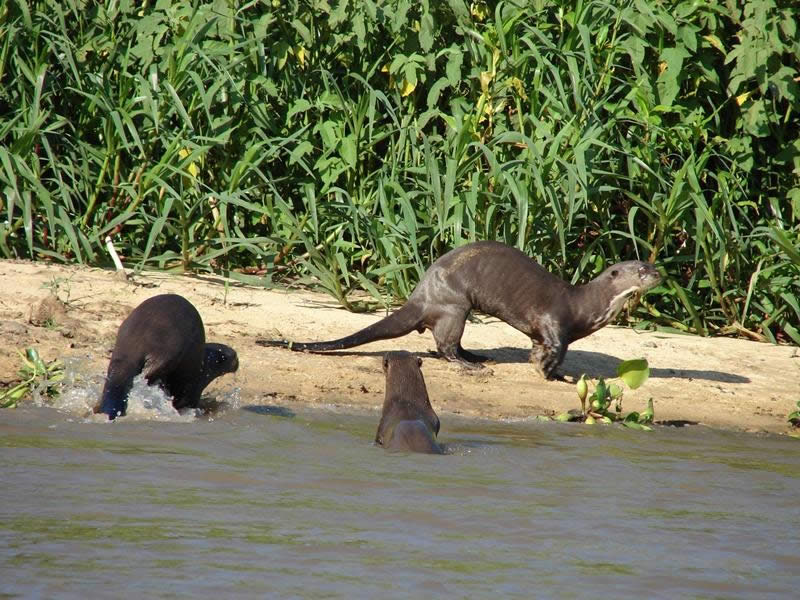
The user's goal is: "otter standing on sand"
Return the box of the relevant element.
[376,352,443,454]
[95,294,239,420]
[259,241,661,378]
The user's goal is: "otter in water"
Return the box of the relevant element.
[95,294,239,420]
[375,352,443,454]
[259,241,661,378]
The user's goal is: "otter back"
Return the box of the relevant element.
[376,352,442,455]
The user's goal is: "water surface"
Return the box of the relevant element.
[1,399,798,598]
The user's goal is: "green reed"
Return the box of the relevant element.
[0,0,798,343]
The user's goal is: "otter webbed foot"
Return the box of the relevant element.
[433,347,486,369]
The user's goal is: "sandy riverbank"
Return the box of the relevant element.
[1,260,798,434]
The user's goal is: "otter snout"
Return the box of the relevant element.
[204,343,239,377]
[637,263,662,289]
[228,352,240,373]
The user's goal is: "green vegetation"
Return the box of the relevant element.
[555,358,654,429]
[788,400,800,428]
[1,0,798,340]
[0,347,64,408]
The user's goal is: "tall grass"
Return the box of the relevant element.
[1,0,798,343]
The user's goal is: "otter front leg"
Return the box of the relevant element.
[529,336,566,379]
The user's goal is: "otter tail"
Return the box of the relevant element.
[257,302,424,352]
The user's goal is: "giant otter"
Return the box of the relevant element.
[260,241,661,378]
[375,351,443,454]
[95,294,238,420]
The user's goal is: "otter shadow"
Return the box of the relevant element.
[656,419,700,427]
[477,347,750,384]
[564,350,750,384]
[242,405,297,418]
[277,346,749,384]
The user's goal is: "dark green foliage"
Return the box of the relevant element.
[1,0,798,342]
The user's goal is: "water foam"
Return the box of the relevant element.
[44,355,240,423]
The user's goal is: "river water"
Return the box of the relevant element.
[1,384,798,598]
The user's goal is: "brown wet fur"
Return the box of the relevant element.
[375,352,443,454]
[260,241,662,379]
[95,294,238,419]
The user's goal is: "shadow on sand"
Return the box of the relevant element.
[276,345,750,385]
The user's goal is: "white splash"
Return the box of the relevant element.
[30,354,242,423]
[119,375,198,423]
[43,356,192,423]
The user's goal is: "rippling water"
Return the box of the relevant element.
[1,389,798,598]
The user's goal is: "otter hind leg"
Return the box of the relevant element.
[431,312,482,369]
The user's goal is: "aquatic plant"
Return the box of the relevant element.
[788,401,800,428]
[555,359,654,430]
[0,347,64,408]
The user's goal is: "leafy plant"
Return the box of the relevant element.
[788,401,800,428]
[0,347,65,408]
[41,275,74,306]
[555,359,654,430]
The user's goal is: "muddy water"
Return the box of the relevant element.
[1,398,798,598]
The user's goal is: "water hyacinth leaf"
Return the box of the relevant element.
[617,359,650,390]
[576,374,588,402]
[638,398,655,424]
[594,378,608,403]
[624,412,640,422]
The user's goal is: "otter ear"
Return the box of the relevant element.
[610,269,619,278]
[383,355,389,372]
[416,357,423,367]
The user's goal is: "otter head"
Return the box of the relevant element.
[201,343,239,383]
[604,261,661,293]
[587,261,661,332]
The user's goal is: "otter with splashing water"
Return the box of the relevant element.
[95,294,238,420]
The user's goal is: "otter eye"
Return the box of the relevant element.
[611,269,619,277]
